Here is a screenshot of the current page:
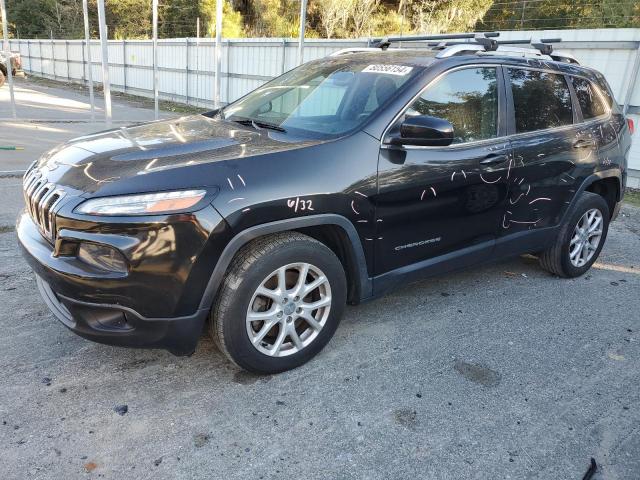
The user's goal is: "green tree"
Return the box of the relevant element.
[478,0,638,30]
[200,0,245,37]
[411,0,493,34]
[108,0,151,39]
[245,0,300,37]
[6,0,83,38]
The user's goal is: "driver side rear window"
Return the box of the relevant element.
[406,67,498,144]
[508,68,573,133]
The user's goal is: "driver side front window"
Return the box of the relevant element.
[407,67,498,144]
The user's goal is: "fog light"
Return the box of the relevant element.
[77,242,128,273]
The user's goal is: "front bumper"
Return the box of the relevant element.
[36,276,208,355]
[17,206,230,355]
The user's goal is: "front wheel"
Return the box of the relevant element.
[539,191,609,277]
[210,232,347,374]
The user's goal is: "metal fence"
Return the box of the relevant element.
[6,38,371,108]
[9,29,639,112]
[5,29,640,174]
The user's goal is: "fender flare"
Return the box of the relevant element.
[561,169,622,224]
[198,214,373,311]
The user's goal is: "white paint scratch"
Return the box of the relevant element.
[529,197,551,205]
[480,173,501,184]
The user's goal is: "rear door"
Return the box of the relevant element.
[375,65,512,275]
[501,67,582,234]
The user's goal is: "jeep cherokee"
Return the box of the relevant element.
[18,33,634,373]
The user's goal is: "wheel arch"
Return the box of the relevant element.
[584,176,620,218]
[0,63,6,76]
[564,171,622,224]
[198,214,373,312]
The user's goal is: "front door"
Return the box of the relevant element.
[375,66,511,276]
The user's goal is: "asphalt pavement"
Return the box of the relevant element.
[0,76,171,173]
[1,78,639,480]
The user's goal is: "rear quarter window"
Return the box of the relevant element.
[571,77,607,120]
[508,68,573,133]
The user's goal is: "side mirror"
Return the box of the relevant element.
[390,115,454,147]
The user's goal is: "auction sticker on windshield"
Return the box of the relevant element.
[362,64,413,76]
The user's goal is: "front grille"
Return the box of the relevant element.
[23,168,66,243]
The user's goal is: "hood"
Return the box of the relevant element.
[34,115,322,195]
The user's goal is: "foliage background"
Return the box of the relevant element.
[2,0,639,39]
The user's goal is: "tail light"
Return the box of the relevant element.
[628,118,635,136]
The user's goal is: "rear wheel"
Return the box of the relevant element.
[539,192,609,277]
[210,232,346,374]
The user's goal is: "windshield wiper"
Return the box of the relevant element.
[232,118,286,133]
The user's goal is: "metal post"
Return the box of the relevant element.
[81,38,85,81]
[0,0,16,118]
[26,39,31,72]
[152,0,159,119]
[50,32,56,80]
[195,31,200,107]
[623,43,640,116]
[297,0,307,65]
[82,0,95,120]
[214,0,223,108]
[96,0,112,125]
[196,17,200,39]
[225,39,230,104]
[122,40,126,93]
[65,40,69,80]
[281,38,286,73]
[185,38,189,105]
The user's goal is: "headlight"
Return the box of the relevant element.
[75,189,207,216]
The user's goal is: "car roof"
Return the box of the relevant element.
[326,49,440,67]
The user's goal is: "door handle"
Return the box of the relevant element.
[480,154,508,166]
[573,139,594,149]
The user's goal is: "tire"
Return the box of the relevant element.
[539,191,609,278]
[210,232,347,374]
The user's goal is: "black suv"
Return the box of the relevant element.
[18,34,633,374]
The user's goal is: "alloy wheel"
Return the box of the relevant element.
[569,208,603,267]
[246,263,332,357]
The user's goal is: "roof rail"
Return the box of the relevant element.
[369,32,499,50]
[389,33,577,64]
[330,33,578,65]
[428,37,561,55]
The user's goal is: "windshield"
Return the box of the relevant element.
[218,58,420,138]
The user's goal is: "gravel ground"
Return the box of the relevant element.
[1,191,639,479]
